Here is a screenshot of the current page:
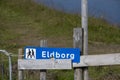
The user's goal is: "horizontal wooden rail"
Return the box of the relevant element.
[73,53,120,67]
[18,53,120,70]
[18,59,72,70]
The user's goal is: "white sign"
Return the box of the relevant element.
[25,48,36,59]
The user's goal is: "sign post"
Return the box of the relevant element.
[40,40,47,80]
[18,49,24,80]
[73,28,83,80]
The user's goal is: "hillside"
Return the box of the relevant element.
[0,0,120,80]
[0,0,120,54]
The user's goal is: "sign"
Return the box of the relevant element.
[24,47,80,63]
[18,59,72,70]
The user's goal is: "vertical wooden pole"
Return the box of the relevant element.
[81,0,88,58]
[81,0,89,80]
[40,40,47,80]
[18,49,24,80]
[73,28,83,80]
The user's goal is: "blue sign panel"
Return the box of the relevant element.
[24,47,80,63]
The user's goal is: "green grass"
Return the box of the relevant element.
[88,17,120,44]
[0,0,120,51]
[0,0,82,52]
[0,0,120,80]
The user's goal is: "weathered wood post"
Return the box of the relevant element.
[73,28,83,80]
[18,49,24,80]
[81,0,89,80]
[40,40,47,80]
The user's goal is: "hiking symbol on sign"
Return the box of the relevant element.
[25,48,36,59]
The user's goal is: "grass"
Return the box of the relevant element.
[0,0,120,51]
[88,17,120,44]
[0,0,82,50]
[0,0,120,80]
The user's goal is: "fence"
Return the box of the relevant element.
[1,28,120,80]
[17,27,120,80]
[0,48,120,80]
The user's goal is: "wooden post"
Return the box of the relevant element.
[18,49,24,80]
[40,40,47,80]
[81,0,89,80]
[73,28,83,80]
